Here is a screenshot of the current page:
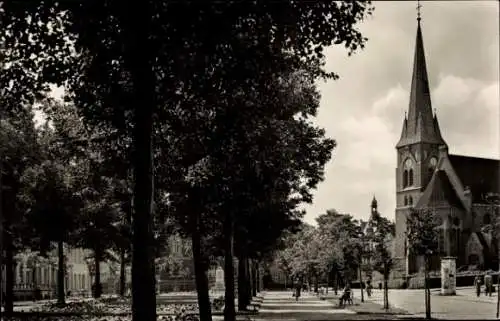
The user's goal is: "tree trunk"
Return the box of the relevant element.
[383,266,389,310]
[333,271,338,295]
[223,212,236,321]
[256,264,261,293]
[314,274,319,293]
[3,229,14,315]
[237,256,248,311]
[191,216,212,321]
[250,260,257,297]
[247,259,253,300]
[325,267,329,294]
[424,257,431,319]
[94,250,102,298]
[57,240,65,306]
[359,266,364,302]
[32,257,38,301]
[124,2,157,321]
[119,248,126,297]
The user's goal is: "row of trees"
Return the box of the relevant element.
[274,208,395,308]
[0,101,158,306]
[273,206,453,318]
[1,2,375,321]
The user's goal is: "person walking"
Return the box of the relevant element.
[485,273,493,297]
[366,278,372,298]
[294,277,302,302]
[474,275,482,297]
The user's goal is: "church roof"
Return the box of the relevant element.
[416,169,464,209]
[396,20,447,148]
[448,154,500,203]
[475,232,489,252]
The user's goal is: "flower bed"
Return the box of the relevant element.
[3,296,227,321]
[3,316,200,321]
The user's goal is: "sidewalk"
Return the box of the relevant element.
[320,291,411,318]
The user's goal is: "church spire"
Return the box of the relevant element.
[396,3,447,148]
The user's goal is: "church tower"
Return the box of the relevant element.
[393,11,448,275]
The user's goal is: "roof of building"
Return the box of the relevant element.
[396,21,447,148]
[448,154,500,203]
[416,169,464,209]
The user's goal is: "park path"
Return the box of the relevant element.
[246,291,355,321]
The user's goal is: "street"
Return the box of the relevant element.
[352,287,500,320]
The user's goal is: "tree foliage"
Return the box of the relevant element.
[2,2,374,320]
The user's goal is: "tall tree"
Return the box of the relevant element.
[2,3,374,321]
[406,208,440,320]
[370,210,395,310]
[19,111,83,306]
[0,106,38,314]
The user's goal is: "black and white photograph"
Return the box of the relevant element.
[0,1,499,320]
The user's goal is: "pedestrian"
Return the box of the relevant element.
[366,278,372,297]
[294,277,302,302]
[474,275,482,297]
[485,273,493,296]
[339,282,352,307]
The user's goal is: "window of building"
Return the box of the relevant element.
[408,196,413,206]
[403,158,414,188]
[438,229,445,255]
[404,196,408,206]
[469,254,479,265]
[450,229,457,257]
[484,213,491,225]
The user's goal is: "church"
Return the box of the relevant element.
[392,15,500,279]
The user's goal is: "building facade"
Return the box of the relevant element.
[1,246,94,300]
[392,17,500,279]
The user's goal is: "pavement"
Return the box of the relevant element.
[5,288,500,320]
[351,287,500,320]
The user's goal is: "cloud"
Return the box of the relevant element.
[302,1,499,226]
[303,73,499,225]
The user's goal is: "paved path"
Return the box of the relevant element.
[352,287,500,320]
[250,291,356,320]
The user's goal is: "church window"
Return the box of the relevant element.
[484,214,491,225]
[438,229,445,255]
[429,157,437,169]
[403,158,414,188]
[450,229,458,256]
[468,254,479,265]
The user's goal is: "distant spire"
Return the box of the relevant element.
[396,5,448,149]
[417,0,422,22]
[371,196,378,210]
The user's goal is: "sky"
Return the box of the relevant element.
[300,1,500,225]
[44,1,499,226]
